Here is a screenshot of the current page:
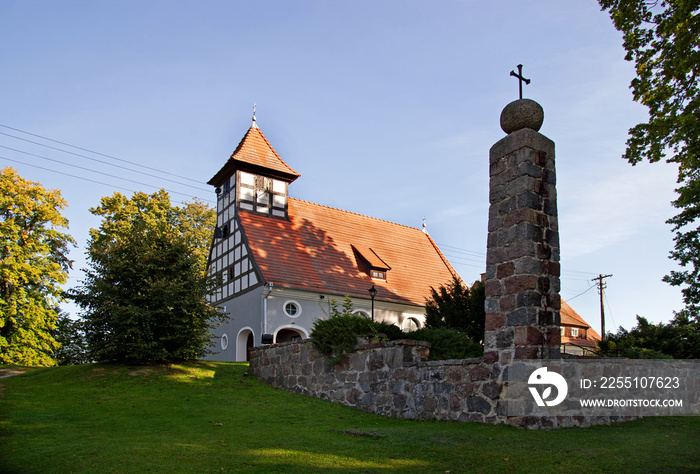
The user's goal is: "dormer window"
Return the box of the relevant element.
[371,270,386,281]
[352,245,390,281]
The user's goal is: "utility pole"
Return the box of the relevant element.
[592,274,613,340]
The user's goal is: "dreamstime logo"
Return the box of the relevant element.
[528,367,568,407]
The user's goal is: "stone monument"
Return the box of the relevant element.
[483,65,561,368]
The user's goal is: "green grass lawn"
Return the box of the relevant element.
[1,362,698,473]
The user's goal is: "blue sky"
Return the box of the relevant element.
[1,0,683,334]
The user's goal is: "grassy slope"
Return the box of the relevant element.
[0,362,698,473]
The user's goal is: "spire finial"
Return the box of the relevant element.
[252,103,258,128]
[422,217,427,234]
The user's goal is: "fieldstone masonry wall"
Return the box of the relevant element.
[250,339,499,422]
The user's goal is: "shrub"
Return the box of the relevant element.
[311,314,382,365]
[400,327,483,360]
[311,313,483,364]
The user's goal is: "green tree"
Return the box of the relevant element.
[69,190,224,364]
[0,167,75,366]
[424,277,485,343]
[598,313,700,359]
[51,311,89,365]
[598,0,700,317]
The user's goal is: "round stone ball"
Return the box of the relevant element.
[500,98,544,134]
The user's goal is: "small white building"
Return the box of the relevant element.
[204,118,459,361]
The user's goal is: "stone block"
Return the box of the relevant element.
[467,396,492,414]
[487,247,508,265]
[482,350,499,364]
[446,366,466,382]
[496,262,515,279]
[544,197,557,215]
[482,381,503,400]
[498,196,517,215]
[422,396,438,414]
[517,160,543,178]
[504,274,538,294]
[485,296,501,314]
[503,207,533,228]
[485,281,502,298]
[546,261,561,277]
[517,190,541,210]
[499,294,516,312]
[514,256,543,275]
[494,328,515,350]
[367,352,384,370]
[516,222,543,242]
[488,216,503,232]
[506,175,537,198]
[484,312,505,331]
[393,393,407,410]
[506,307,538,326]
[507,240,536,260]
[497,226,517,246]
[514,346,540,360]
[469,364,491,381]
[360,393,376,405]
[489,184,507,204]
[514,326,543,346]
[516,290,542,308]
[499,350,513,366]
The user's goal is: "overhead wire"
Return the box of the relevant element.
[0,145,214,203]
[564,284,596,301]
[0,155,197,207]
[0,131,211,193]
[0,123,206,185]
[0,124,216,205]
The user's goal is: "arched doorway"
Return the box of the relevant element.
[275,327,307,343]
[402,317,421,332]
[236,328,255,362]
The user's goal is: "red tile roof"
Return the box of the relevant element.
[238,198,459,306]
[208,124,300,187]
[561,299,601,347]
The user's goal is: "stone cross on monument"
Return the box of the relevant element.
[483,67,561,368]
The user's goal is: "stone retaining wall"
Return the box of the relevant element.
[249,339,502,422]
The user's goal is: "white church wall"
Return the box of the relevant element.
[204,286,264,362]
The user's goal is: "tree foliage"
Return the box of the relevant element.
[51,311,89,365]
[69,190,224,364]
[311,295,482,365]
[424,276,485,342]
[598,313,700,358]
[598,0,700,316]
[0,167,75,366]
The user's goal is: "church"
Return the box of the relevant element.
[203,116,459,361]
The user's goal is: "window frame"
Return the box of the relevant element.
[283,300,302,318]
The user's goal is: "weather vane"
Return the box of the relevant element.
[252,103,257,122]
[510,64,530,100]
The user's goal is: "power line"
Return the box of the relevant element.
[0,123,206,185]
[0,155,208,206]
[564,284,596,301]
[0,145,214,202]
[0,130,211,193]
[435,242,486,257]
[0,155,137,194]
